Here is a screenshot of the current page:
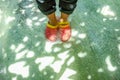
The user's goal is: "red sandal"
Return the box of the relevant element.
[45,23,58,42]
[59,21,71,42]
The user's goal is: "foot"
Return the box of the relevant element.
[45,23,58,42]
[59,22,71,42]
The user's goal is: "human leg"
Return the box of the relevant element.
[59,0,78,41]
[59,0,78,21]
[36,0,58,41]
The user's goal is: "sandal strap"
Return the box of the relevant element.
[47,23,58,29]
[59,21,69,25]
[59,21,70,28]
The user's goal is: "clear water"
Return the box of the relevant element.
[0,0,120,80]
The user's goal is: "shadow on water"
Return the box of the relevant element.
[0,0,120,80]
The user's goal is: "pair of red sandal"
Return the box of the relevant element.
[45,21,71,42]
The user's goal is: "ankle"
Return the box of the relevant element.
[60,13,69,22]
[48,21,58,26]
[47,13,58,26]
[59,18,68,23]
